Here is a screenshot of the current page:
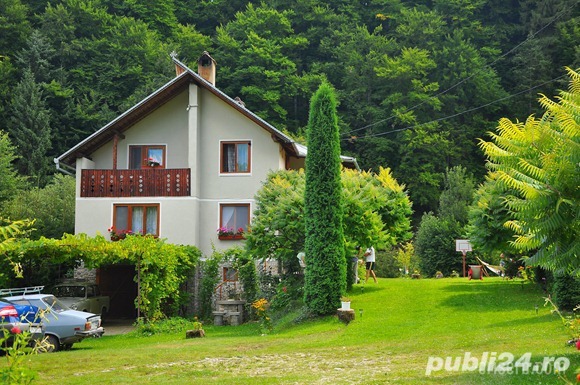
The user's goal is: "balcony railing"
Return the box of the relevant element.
[81,169,190,198]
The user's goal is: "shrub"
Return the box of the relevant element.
[552,273,580,311]
[415,213,463,277]
[199,248,222,321]
[374,248,402,278]
[132,317,198,337]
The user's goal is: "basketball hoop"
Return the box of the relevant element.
[456,239,472,277]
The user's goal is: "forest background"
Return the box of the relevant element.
[0,0,578,227]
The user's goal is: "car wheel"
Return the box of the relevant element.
[39,335,60,353]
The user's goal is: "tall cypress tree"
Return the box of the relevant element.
[303,82,346,315]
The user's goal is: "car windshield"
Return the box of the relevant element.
[39,295,70,313]
[53,285,85,297]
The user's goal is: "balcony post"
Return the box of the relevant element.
[112,135,118,170]
[112,132,125,171]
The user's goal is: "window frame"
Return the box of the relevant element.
[220,140,251,174]
[129,145,166,169]
[223,266,239,282]
[218,203,250,240]
[112,203,160,237]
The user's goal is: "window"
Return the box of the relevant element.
[223,267,238,282]
[113,204,159,236]
[220,141,250,173]
[129,145,166,169]
[219,203,249,239]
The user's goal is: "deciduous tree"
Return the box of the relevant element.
[2,174,75,239]
[479,67,579,274]
[467,177,517,258]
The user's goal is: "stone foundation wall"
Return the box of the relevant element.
[73,262,97,283]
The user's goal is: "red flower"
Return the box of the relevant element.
[576,339,580,350]
[282,287,287,293]
[576,373,580,382]
[10,326,21,334]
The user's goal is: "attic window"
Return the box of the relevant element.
[129,145,166,169]
[220,141,250,173]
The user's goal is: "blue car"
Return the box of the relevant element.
[0,300,44,349]
[2,294,104,352]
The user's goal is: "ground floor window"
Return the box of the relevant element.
[223,267,238,282]
[218,203,249,239]
[113,204,159,236]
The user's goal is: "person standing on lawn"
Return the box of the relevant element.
[364,246,378,283]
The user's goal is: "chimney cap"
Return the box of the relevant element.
[198,51,216,66]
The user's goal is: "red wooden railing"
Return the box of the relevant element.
[80,168,190,197]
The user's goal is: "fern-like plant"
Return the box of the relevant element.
[479,67,579,274]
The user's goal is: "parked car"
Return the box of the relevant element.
[52,282,110,315]
[0,300,44,349]
[1,288,104,352]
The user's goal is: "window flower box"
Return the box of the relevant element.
[108,227,134,241]
[218,234,245,240]
[217,227,245,240]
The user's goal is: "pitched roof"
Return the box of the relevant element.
[55,55,359,170]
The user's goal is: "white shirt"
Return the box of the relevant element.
[365,247,375,262]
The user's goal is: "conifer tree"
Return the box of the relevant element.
[7,69,52,187]
[303,82,346,315]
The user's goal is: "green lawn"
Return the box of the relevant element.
[23,277,579,384]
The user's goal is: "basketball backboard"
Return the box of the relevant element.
[455,239,472,253]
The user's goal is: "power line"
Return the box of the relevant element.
[342,73,568,141]
[341,5,572,139]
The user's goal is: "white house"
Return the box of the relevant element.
[54,52,358,316]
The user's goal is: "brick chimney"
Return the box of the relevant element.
[170,51,186,76]
[197,51,216,86]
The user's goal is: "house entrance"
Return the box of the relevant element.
[97,264,138,319]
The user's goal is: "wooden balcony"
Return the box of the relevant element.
[81,169,190,198]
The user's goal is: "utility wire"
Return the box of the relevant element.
[342,73,568,141]
[341,5,571,139]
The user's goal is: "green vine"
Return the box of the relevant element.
[229,247,259,305]
[1,233,200,322]
[199,245,223,320]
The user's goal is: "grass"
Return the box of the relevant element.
[20,277,580,384]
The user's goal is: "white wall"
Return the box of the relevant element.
[75,86,287,257]
[91,93,189,169]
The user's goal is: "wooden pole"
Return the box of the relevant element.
[112,134,118,171]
